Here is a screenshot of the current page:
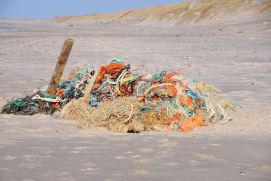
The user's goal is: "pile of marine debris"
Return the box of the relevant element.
[1,39,235,133]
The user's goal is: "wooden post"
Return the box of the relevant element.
[81,68,101,104]
[47,38,74,95]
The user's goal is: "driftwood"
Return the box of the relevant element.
[47,38,74,95]
[81,67,101,104]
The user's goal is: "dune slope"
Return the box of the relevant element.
[54,0,271,25]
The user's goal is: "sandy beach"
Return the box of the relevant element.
[0,2,271,180]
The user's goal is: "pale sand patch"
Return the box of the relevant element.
[133,169,149,175]
[157,138,177,148]
[138,148,153,153]
[3,155,16,160]
[260,165,271,173]
[115,156,127,160]
[133,158,153,164]
[81,167,95,172]
[195,153,217,161]
[18,162,39,169]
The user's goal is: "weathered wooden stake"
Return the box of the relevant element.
[47,38,74,95]
[81,68,101,104]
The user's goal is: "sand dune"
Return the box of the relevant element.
[54,0,271,25]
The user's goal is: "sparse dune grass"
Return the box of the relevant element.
[54,0,271,24]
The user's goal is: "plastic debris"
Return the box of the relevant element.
[1,57,235,133]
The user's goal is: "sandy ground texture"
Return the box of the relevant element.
[0,14,271,180]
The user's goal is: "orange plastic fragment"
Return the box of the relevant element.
[56,89,64,97]
[148,85,177,99]
[168,113,181,125]
[51,102,60,109]
[163,85,177,97]
[164,71,178,79]
[180,118,194,132]
[96,64,125,84]
[196,100,200,107]
[180,96,193,106]
[193,109,204,127]
[102,63,125,73]
[165,113,181,132]
[163,71,180,84]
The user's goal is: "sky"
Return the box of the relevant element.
[0,0,184,19]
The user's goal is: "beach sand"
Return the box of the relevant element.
[0,13,271,180]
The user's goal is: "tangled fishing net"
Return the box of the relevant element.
[1,57,235,133]
[62,97,143,132]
